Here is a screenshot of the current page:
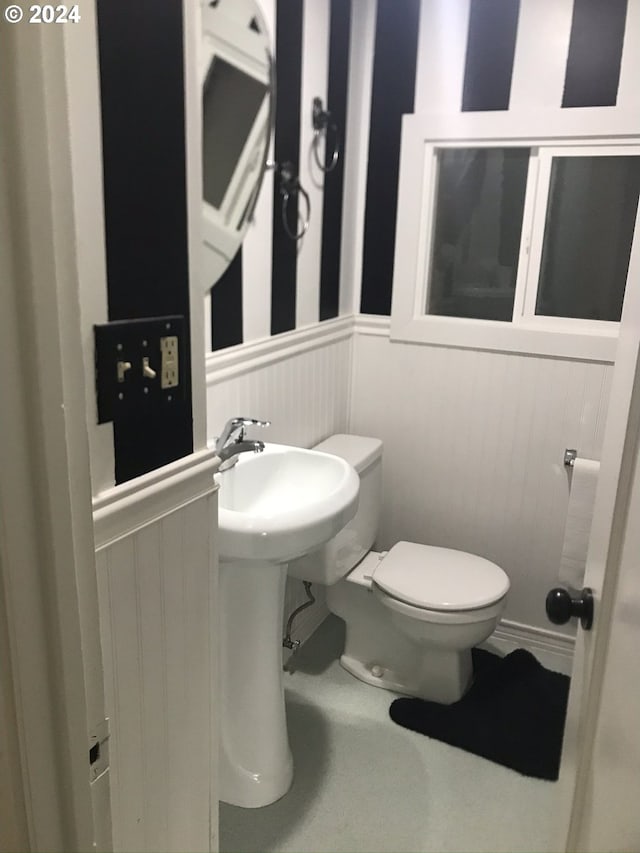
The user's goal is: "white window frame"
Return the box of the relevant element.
[390,111,640,362]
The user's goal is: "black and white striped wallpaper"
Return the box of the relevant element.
[360,0,630,317]
[93,0,634,480]
[210,0,632,344]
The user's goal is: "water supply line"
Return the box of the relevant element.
[282,581,315,650]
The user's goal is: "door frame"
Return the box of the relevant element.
[0,21,110,852]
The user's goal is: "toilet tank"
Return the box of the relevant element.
[287,435,383,584]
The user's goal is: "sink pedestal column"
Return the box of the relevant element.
[219,558,293,808]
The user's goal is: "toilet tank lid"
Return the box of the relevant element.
[313,434,383,473]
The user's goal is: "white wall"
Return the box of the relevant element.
[296,1,330,328]
[240,0,275,342]
[206,320,352,446]
[349,321,613,633]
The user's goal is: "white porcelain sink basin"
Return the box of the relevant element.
[215,441,359,809]
[216,442,359,562]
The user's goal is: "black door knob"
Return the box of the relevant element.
[545,587,594,630]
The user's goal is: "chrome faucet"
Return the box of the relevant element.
[215,417,270,469]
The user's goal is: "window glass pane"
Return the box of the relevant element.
[536,156,640,322]
[202,57,268,211]
[426,147,529,322]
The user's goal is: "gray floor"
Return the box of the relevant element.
[220,617,565,853]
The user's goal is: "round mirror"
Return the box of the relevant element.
[200,0,273,292]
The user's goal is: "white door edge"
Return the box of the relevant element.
[561,204,640,847]
[0,23,111,852]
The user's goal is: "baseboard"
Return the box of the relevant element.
[482,618,575,676]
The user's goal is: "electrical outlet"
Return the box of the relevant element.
[160,335,179,389]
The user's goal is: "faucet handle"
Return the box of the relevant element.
[228,417,270,436]
[217,416,270,449]
[235,417,270,441]
[232,417,270,429]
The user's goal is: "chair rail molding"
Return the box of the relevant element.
[93,448,220,550]
[206,315,354,383]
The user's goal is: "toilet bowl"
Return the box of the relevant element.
[288,435,510,704]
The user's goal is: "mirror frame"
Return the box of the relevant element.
[200,0,274,292]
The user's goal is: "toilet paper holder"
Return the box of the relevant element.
[564,448,577,468]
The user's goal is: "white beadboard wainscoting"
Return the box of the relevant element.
[205,316,353,650]
[93,450,219,853]
[349,318,613,639]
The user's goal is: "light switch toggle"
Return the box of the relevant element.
[142,357,157,379]
[117,361,132,382]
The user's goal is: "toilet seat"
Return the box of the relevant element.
[371,541,510,612]
[372,583,506,625]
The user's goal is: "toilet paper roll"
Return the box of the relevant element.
[559,457,600,590]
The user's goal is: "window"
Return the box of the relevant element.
[427,147,530,322]
[535,155,640,322]
[391,113,640,361]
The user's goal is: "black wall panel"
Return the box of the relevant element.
[211,249,244,351]
[563,0,628,108]
[462,0,521,112]
[319,0,351,322]
[271,0,304,335]
[360,0,420,316]
[96,0,193,483]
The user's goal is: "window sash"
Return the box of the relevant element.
[521,145,640,327]
[419,142,639,331]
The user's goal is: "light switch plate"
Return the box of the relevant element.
[94,315,185,423]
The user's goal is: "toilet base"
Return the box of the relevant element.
[327,552,502,705]
[340,653,417,697]
[340,647,473,704]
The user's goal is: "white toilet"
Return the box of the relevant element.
[288,434,510,704]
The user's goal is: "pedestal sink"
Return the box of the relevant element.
[216,443,359,808]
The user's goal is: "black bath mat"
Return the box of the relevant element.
[389,648,570,781]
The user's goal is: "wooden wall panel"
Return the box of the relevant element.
[96,493,216,853]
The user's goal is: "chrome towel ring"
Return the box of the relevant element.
[311,97,340,173]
